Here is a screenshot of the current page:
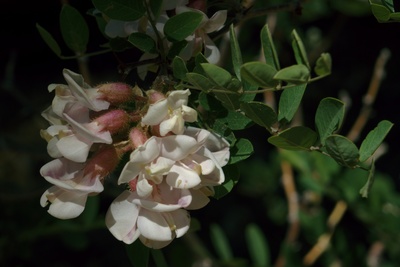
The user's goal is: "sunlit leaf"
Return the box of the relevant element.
[36,24,62,57]
[315,97,345,145]
[240,102,277,133]
[273,64,310,84]
[325,135,359,168]
[278,83,307,123]
[164,12,203,41]
[240,62,278,88]
[92,0,145,21]
[261,24,280,70]
[268,126,318,151]
[359,120,393,162]
[201,63,232,88]
[60,4,89,54]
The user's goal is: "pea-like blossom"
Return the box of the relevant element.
[141,89,197,136]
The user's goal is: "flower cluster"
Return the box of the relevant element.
[40,69,230,248]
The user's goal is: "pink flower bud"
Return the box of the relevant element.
[146,89,165,104]
[188,0,206,12]
[129,127,148,148]
[98,83,133,105]
[94,109,129,134]
[84,145,119,179]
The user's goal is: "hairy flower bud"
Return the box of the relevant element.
[84,145,119,179]
[129,127,148,148]
[98,82,133,105]
[93,109,130,135]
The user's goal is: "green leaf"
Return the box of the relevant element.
[213,92,241,110]
[315,97,345,145]
[370,3,391,22]
[325,135,359,168]
[211,120,237,145]
[229,138,254,164]
[273,64,310,84]
[167,40,188,59]
[210,224,233,261]
[314,53,332,76]
[148,0,163,20]
[186,73,214,92]
[261,24,280,70]
[240,62,278,88]
[240,102,278,133]
[151,249,168,267]
[126,241,150,267]
[245,224,270,267]
[109,37,132,52]
[92,0,145,21]
[268,126,318,151]
[359,159,376,198]
[60,4,89,54]
[128,32,156,53]
[229,24,243,80]
[359,120,393,162]
[240,79,258,102]
[36,24,62,57]
[201,63,232,88]
[389,12,400,21]
[278,83,307,123]
[172,56,188,81]
[80,195,99,225]
[164,12,203,41]
[216,111,253,131]
[291,29,310,69]
[214,164,239,199]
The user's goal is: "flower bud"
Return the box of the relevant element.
[84,145,119,179]
[146,89,165,104]
[94,109,130,135]
[129,127,148,148]
[98,83,133,105]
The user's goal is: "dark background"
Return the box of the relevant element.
[1,0,399,266]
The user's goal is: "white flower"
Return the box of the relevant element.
[106,182,191,248]
[141,89,197,136]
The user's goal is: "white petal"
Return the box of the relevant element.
[148,156,175,175]
[139,236,172,249]
[130,137,161,163]
[56,134,91,163]
[141,99,168,125]
[203,35,221,64]
[182,105,198,122]
[40,158,84,182]
[136,175,154,198]
[166,163,201,189]
[159,135,198,161]
[169,209,190,238]
[185,188,210,210]
[203,10,227,33]
[137,209,173,241]
[106,191,141,244]
[167,89,190,109]
[159,115,182,136]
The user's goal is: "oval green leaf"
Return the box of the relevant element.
[261,24,280,70]
[164,12,203,41]
[314,53,332,76]
[172,56,188,81]
[36,24,62,57]
[325,134,359,168]
[128,32,156,53]
[229,24,243,80]
[245,224,270,267]
[370,3,391,22]
[291,29,310,69]
[268,126,318,151]
[240,101,277,133]
[229,138,254,164]
[359,120,393,162]
[315,97,345,145]
[240,62,278,88]
[278,83,307,124]
[273,64,310,84]
[60,4,89,54]
[201,63,232,88]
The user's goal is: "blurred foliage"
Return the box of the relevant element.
[1,0,400,266]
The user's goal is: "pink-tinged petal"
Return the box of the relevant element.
[63,69,110,111]
[106,191,141,244]
[166,163,201,189]
[40,158,84,181]
[203,35,221,64]
[139,236,172,249]
[56,134,91,163]
[158,182,192,207]
[137,209,173,241]
[203,10,227,33]
[185,188,210,210]
[141,99,168,126]
[41,186,87,219]
[168,209,190,238]
[148,156,175,175]
[191,150,216,175]
[159,135,198,161]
